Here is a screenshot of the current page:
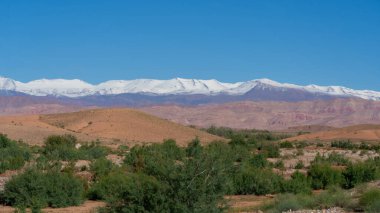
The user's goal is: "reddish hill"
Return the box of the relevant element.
[286,124,380,142]
[0,108,222,147]
[0,96,85,115]
[141,99,380,130]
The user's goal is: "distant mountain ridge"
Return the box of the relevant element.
[1,76,380,101]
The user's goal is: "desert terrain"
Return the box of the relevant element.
[0,108,221,147]
[141,98,380,130]
[287,124,380,142]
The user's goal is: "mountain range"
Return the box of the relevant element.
[1,76,380,130]
[1,76,380,102]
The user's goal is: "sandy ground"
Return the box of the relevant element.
[0,108,222,147]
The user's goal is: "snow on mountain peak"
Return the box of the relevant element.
[0,76,379,100]
[0,77,17,90]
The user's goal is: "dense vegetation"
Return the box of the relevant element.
[0,134,31,173]
[1,128,380,212]
[2,169,84,211]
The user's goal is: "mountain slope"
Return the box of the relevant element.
[286,124,380,141]
[1,76,380,101]
[141,99,380,130]
[0,108,221,146]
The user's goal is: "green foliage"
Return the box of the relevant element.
[205,126,291,142]
[232,165,284,195]
[331,140,380,151]
[359,189,380,212]
[41,135,108,161]
[248,154,268,169]
[259,143,280,158]
[294,160,304,169]
[264,186,351,212]
[308,163,342,189]
[283,171,311,194]
[311,152,350,166]
[0,134,31,173]
[90,158,116,181]
[343,160,378,189]
[90,171,168,213]
[78,141,109,160]
[43,135,77,160]
[122,140,231,212]
[3,169,84,210]
[264,193,314,213]
[331,140,355,149]
[274,160,285,170]
[279,141,294,148]
[314,186,351,208]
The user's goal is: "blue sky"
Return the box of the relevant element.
[0,0,379,90]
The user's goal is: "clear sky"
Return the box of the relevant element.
[1,0,379,90]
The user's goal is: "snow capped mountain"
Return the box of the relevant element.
[16,79,94,97]
[0,77,17,90]
[0,76,379,101]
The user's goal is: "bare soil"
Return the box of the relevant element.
[0,108,222,147]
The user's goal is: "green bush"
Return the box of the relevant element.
[123,140,231,212]
[331,140,355,149]
[359,189,380,212]
[42,135,108,161]
[343,161,378,189]
[233,166,284,195]
[0,134,31,173]
[315,186,351,208]
[294,160,304,169]
[43,135,77,160]
[311,152,350,166]
[90,158,116,181]
[78,141,109,159]
[260,143,280,158]
[248,154,268,169]
[90,172,168,212]
[3,169,84,210]
[263,193,315,213]
[283,171,311,194]
[279,141,294,148]
[308,163,342,189]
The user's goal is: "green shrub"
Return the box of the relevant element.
[233,166,284,195]
[279,141,294,148]
[308,163,342,189]
[78,141,109,159]
[90,172,168,212]
[42,135,108,161]
[343,161,378,189]
[331,140,355,149]
[274,160,285,170]
[359,189,380,212]
[311,152,350,166]
[0,134,31,173]
[123,140,230,212]
[283,171,311,194]
[264,193,315,213]
[42,135,78,160]
[315,186,351,208]
[3,169,84,210]
[294,161,304,169]
[90,158,116,181]
[260,143,280,158]
[185,137,203,158]
[248,154,268,169]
